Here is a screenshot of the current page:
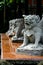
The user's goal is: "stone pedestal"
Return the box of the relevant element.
[16,44,43,56]
[12,37,23,43]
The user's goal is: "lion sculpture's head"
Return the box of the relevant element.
[23,15,40,29]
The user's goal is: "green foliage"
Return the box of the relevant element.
[37,61,43,65]
[0,60,12,65]
[0,0,25,5]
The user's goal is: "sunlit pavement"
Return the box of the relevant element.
[1,34,43,60]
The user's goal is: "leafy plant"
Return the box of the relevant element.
[0,60,13,65]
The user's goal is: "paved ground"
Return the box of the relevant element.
[1,34,43,60]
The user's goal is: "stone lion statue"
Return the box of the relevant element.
[11,18,24,41]
[6,19,17,36]
[6,18,24,38]
[19,15,43,48]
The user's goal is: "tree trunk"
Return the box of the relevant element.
[17,0,22,18]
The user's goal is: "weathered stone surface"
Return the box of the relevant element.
[16,49,43,56]
[16,44,43,56]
